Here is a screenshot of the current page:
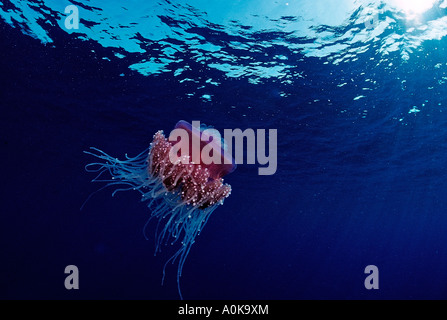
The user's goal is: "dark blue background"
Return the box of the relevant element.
[1,5,447,299]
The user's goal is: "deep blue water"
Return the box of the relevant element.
[1,0,447,300]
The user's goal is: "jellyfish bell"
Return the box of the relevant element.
[149,123,235,209]
[84,120,236,299]
[168,120,236,180]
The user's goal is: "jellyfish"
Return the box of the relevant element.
[83,120,236,299]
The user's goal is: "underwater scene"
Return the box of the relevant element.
[1,0,447,300]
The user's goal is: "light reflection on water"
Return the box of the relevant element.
[1,0,447,81]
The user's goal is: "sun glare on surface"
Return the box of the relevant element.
[392,0,436,17]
